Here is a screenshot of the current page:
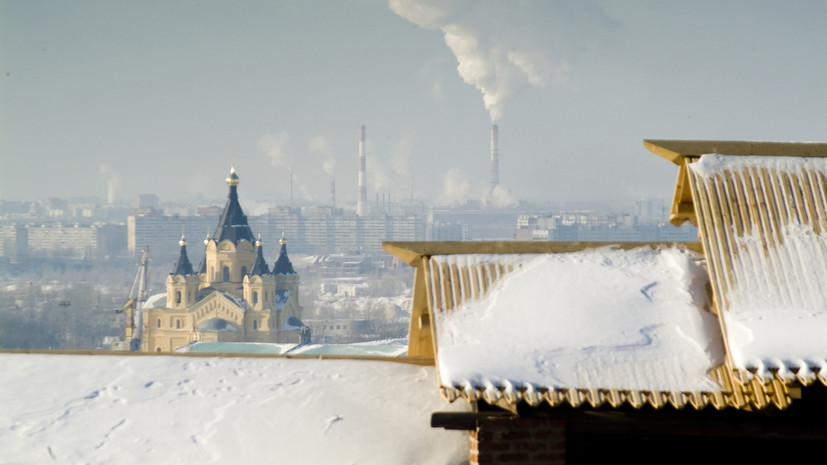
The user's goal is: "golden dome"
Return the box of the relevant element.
[226,165,240,187]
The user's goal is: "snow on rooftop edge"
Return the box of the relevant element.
[433,247,725,393]
[0,354,469,465]
[689,153,827,178]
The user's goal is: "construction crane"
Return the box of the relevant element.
[116,247,150,351]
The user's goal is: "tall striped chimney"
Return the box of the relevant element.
[489,124,499,192]
[357,125,367,216]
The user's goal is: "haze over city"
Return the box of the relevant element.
[2,0,825,208]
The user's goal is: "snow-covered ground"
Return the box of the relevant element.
[433,247,725,393]
[0,353,470,464]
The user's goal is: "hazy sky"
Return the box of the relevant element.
[2,0,825,210]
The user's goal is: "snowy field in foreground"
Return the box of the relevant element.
[0,354,469,465]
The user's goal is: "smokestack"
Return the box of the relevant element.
[289,170,294,206]
[489,124,499,193]
[357,125,367,216]
[330,177,336,206]
[107,179,116,204]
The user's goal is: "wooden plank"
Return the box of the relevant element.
[687,166,726,313]
[449,263,461,310]
[800,170,822,234]
[644,140,827,166]
[383,241,705,258]
[440,262,452,311]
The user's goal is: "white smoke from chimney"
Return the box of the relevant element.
[485,184,516,208]
[258,131,292,169]
[389,0,567,122]
[310,134,336,176]
[367,154,394,194]
[438,168,472,206]
[390,136,413,177]
[98,164,120,204]
[292,171,313,202]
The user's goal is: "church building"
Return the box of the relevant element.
[140,167,306,352]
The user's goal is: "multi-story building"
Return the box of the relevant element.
[0,222,127,259]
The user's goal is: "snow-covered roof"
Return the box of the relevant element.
[384,241,737,409]
[644,140,827,409]
[428,246,726,409]
[686,154,827,384]
[0,353,469,464]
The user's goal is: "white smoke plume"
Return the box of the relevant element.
[98,164,120,204]
[389,136,413,177]
[291,171,314,202]
[309,135,336,176]
[389,0,571,122]
[485,184,516,208]
[258,131,292,169]
[367,153,394,193]
[438,168,472,206]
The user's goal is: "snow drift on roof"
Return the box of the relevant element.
[433,247,724,394]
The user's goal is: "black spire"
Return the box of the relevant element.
[171,236,194,276]
[213,166,255,244]
[273,233,296,275]
[249,235,271,276]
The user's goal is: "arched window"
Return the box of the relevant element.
[176,319,181,329]
[253,291,258,304]
[157,318,162,328]
[176,291,181,304]
[253,320,258,330]
[223,266,230,282]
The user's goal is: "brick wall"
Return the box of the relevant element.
[470,416,566,465]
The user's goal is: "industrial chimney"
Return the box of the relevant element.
[489,124,500,193]
[357,125,367,216]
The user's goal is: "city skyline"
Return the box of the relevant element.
[2,0,825,207]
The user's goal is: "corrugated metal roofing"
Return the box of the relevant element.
[422,247,729,410]
[686,154,827,386]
